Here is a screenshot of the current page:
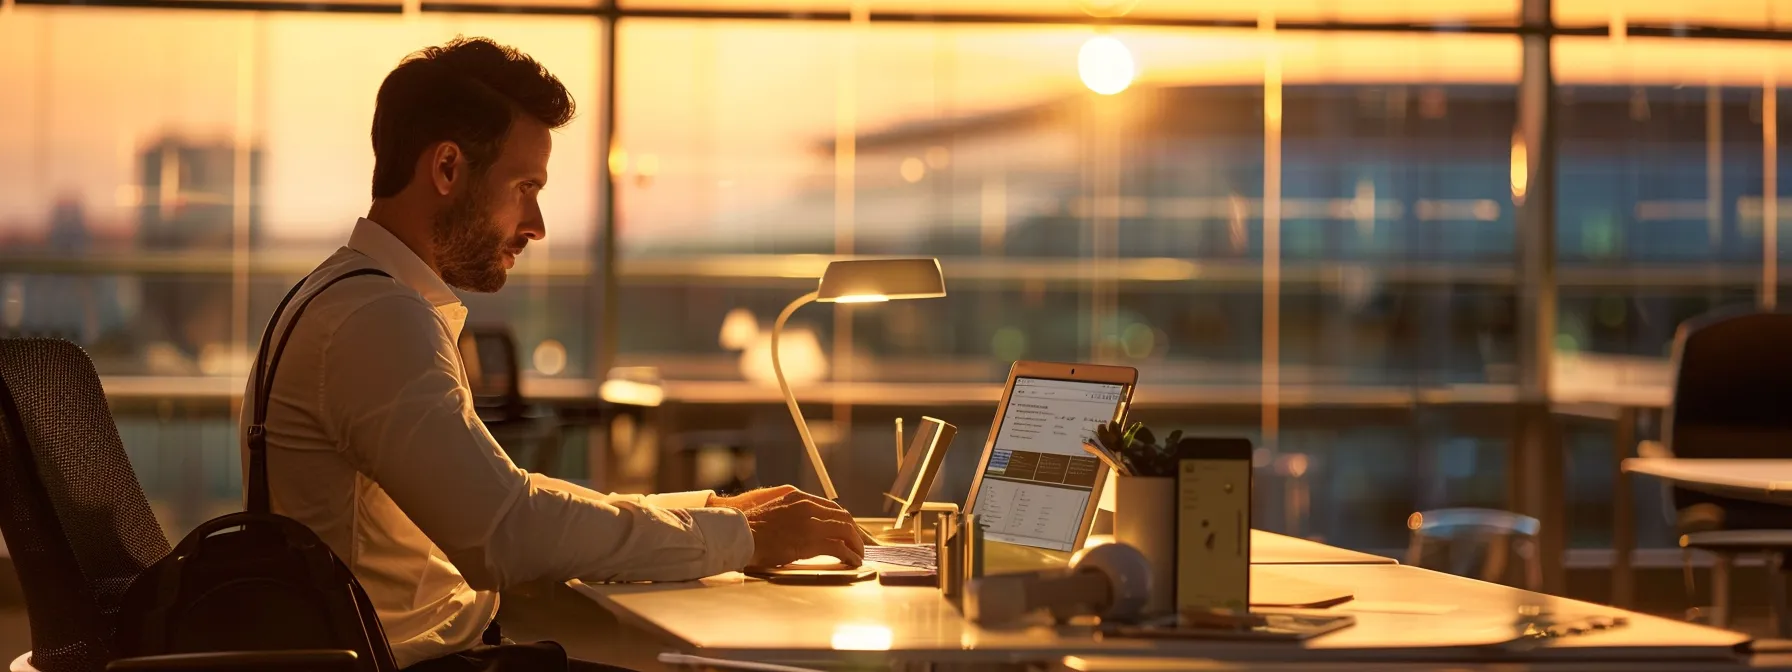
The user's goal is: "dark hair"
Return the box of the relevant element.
[370,37,575,198]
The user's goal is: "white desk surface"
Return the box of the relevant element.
[1246,530,1396,565]
[1623,458,1792,502]
[1055,655,1792,671]
[571,563,1747,666]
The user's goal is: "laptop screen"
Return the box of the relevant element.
[970,377,1127,551]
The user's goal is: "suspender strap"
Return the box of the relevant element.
[247,268,394,515]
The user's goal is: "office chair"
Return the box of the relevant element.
[0,339,361,672]
[1645,310,1792,634]
[456,326,563,474]
[1405,508,1543,591]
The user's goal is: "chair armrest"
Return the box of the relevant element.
[105,650,359,672]
[1682,529,1792,550]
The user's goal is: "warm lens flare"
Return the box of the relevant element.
[1078,36,1136,96]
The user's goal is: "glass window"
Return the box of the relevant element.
[0,8,604,537]
[1558,0,1792,30]
[617,0,1517,24]
[1555,36,1792,549]
[0,9,602,381]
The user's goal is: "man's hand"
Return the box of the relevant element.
[737,492,865,568]
[709,485,864,567]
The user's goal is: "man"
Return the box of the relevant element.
[242,37,863,671]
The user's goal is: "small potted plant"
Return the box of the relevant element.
[1087,420,1192,478]
[1084,420,1193,616]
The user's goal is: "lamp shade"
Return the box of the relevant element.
[815,258,947,303]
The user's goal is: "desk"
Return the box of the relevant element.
[1243,531,1397,565]
[1623,458,1792,505]
[572,560,1746,668]
[1056,655,1792,671]
[1554,353,1674,609]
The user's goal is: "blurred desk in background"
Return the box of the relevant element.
[1551,353,1674,610]
[1624,459,1792,505]
[1056,655,1792,671]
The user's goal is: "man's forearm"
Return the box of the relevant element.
[527,473,717,508]
[476,481,752,588]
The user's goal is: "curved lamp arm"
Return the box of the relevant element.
[771,290,836,499]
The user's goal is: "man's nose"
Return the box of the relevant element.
[520,206,546,241]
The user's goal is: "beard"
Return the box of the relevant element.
[431,180,516,293]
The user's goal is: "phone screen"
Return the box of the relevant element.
[1175,439,1254,613]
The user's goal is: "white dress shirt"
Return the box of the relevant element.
[239,218,753,668]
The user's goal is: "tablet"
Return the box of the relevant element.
[963,361,1137,553]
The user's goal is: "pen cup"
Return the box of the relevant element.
[1113,475,1175,616]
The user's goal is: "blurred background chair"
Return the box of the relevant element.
[0,338,363,672]
[1640,310,1792,633]
[457,325,564,475]
[1405,507,1542,591]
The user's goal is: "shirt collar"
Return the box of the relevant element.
[346,217,462,310]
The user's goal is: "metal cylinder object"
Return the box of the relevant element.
[937,512,961,602]
[961,513,982,584]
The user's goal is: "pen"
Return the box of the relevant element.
[894,417,905,466]
[1083,442,1130,477]
[658,652,825,672]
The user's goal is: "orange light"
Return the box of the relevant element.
[1509,132,1528,205]
[831,294,891,304]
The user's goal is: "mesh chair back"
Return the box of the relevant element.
[0,339,171,672]
[1666,310,1792,512]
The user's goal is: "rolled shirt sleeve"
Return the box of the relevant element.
[324,295,754,590]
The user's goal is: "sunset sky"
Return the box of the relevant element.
[2,2,1790,251]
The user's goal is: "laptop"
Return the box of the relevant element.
[861,361,1138,569]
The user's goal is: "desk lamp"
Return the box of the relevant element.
[772,258,946,499]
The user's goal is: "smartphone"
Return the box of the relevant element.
[1174,438,1253,613]
[877,568,939,587]
[744,567,878,585]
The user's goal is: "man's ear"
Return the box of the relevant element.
[427,141,465,197]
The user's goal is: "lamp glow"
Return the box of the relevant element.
[1078,36,1135,95]
[773,258,946,499]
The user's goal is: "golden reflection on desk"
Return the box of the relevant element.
[829,624,893,651]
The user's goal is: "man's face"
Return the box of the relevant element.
[433,114,551,293]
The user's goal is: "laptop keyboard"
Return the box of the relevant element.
[864,544,937,569]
